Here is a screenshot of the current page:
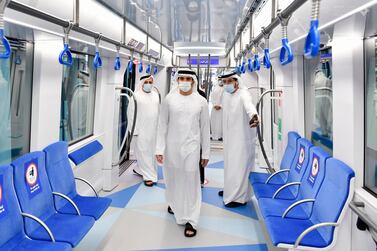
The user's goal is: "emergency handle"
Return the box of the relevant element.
[58,43,73,66]
[280,38,294,65]
[114,56,121,70]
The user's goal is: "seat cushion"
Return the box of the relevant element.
[265,216,329,248]
[258,198,310,219]
[253,183,297,200]
[249,172,285,185]
[15,237,72,251]
[27,213,94,247]
[58,195,112,220]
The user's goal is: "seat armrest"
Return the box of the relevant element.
[282,199,315,218]
[52,192,81,215]
[294,222,339,248]
[265,169,290,184]
[272,182,301,199]
[21,213,55,242]
[75,177,99,197]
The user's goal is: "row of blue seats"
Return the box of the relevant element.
[249,132,355,250]
[0,141,112,251]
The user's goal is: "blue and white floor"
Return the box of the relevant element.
[75,145,281,251]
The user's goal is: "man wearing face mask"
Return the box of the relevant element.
[210,78,224,141]
[155,69,210,238]
[218,71,259,208]
[131,75,160,187]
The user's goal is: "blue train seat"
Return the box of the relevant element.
[264,158,355,249]
[44,141,111,220]
[250,131,300,185]
[0,165,71,251]
[252,138,313,199]
[11,151,95,247]
[258,146,331,219]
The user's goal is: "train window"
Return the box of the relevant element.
[0,40,34,165]
[364,37,377,195]
[304,47,333,155]
[60,52,97,144]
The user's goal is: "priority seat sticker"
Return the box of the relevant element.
[24,159,42,198]
[0,175,7,219]
[307,154,320,186]
[295,145,305,173]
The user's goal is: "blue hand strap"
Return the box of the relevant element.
[153,65,158,75]
[263,48,271,69]
[139,62,143,73]
[146,64,151,74]
[253,54,260,71]
[248,58,253,72]
[0,30,11,59]
[280,38,294,65]
[240,61,246,74]
[128,61,133,73]
[93,51,102,69]
[114,56,121,70]
[58,43,73,66]
[304,20,320,58]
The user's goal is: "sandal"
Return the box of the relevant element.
[133,169,142,176]
[184,223,197,237]
[144,180,154,187]
[167,206,174,215]
[218,190,224,197]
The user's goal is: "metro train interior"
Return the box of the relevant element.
[0,0,377,250]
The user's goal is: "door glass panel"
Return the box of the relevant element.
[365,37,377,195]
[60,52,97,144]
[0,40,33,164]
[304,48,333,155]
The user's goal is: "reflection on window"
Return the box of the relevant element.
[365,37,377,195]
[0,40,33,165]
[304,48,333,154]
[60,52,96,144]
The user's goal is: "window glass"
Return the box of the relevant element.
[0,40,33,164]
[365,37,377,195]
[60,52,97,144]
[304,48,333,155]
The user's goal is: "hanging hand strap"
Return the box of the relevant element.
[253,53,260,71]
[278,13,294,65]
[0,0,11,59]
[114,45,121,70]
[93,34,103,69]
[262,27,271,69]
[304,0,321,58]
[58,21,74,66]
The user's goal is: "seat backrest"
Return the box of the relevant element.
[310,158,355,246]
[0,165,25,249]
[279,131,301,170]
[287,138,313,183]
[11,151,55,233]
[297,146,330,214]
[44,141,77,208]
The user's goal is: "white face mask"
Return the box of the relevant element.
[178,81,192,92]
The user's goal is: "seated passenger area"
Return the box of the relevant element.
[251,131,355,250]
[0,140,111,251]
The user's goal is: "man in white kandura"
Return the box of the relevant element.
[131,74,160,187]
[155,69,210,237]
[210,79,224,141]
[218,71,259,208]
